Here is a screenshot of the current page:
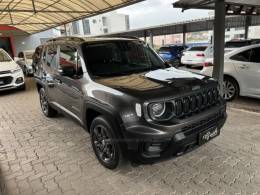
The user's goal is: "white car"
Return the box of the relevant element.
[0,49,25,91]
[16,50,34,76]
[200,44,260,101]
[181,45,213,67]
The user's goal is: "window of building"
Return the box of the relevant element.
[102,17,107,26]
[92,19,97,24]
[72,21,79,34]
[82,19,90,35]
[103,28,108,34]
[231,49,252,62]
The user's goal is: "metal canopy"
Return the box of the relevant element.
[0,0,143,34]
[173,0,260,15]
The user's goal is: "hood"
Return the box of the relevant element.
[0,61,19,72]
[95,67,216,100]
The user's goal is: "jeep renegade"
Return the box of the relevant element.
[35,36,227,169]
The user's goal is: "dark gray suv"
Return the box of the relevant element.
[35,36,227,169]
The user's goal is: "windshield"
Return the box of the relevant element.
[159,47,171,53]
[225,41,249,48]
[25,52,34,59]
[83,41,166,77]
[0,50,12,62]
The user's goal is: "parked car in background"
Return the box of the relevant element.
[200,44,260,101]
[181,44,213,67]
[16,50,35,76]
[158,45,188,66]
[0,49,25,91]
[225,39,260,49]
[35,36,226,169]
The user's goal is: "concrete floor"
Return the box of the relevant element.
[0,78,259,195]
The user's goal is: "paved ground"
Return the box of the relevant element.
[0,78,259,195]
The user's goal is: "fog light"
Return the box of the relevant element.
[15,77,24,84]
[143,142,164,157]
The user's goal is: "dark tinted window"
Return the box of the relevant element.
[250,47,260,63]
[188,46,207,51]
[83,41,165,77]
[46,45,58,68]
[225,41,250,48]
[59,45,82,77]
[231,49,251,62]
[159,47,171,53]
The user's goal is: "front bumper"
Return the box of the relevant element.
[0,71,25,91]
[122,104,227,163]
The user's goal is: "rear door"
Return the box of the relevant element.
[244,47,260,96]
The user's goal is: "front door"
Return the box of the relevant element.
[55,44,83,120]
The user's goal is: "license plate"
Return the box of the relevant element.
[199,127,219,145]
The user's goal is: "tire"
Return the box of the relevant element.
[90,116,124,169]
[39,88,57,117]
[223,76,239,101]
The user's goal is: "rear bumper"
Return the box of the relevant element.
[0,71,25,91]
[122,104,227,163]
[181,59,204,66]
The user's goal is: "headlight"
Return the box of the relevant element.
[11,68,22,74]
[148,102,175,121]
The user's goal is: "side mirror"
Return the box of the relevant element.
[58,66,74,77]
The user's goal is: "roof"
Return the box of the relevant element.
[0,0,143,34]
[173,0,260,15]
[96,15,260,37]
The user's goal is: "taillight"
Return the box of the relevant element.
[203,62,214,67]
[196,53,205,57]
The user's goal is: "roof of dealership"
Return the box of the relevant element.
[0,0,143,34]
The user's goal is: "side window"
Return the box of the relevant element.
[59,45,83,78]
[231,49,252,62]
[46,45,58,68]
[250,48,260,63]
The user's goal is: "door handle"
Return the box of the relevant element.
[238,64,249,69]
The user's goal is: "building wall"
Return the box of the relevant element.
[65,11,130,36]
[13,29,60,56]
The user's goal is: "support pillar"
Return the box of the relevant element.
[144,31,147,43]
[183,24,186,45]
[245,16,251,39]
[213,0,226,96]
[149,31,154,48]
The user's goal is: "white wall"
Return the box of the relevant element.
[13,29,60,56]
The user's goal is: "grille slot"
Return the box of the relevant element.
[0,70,11,75]
[174,88,219,119]
[0,76,13,86]
[181,112,223,136]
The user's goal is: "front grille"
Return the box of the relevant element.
[0,70,11,75]
[0,76,13,86]
[174,87,219,119]
[181,112,223,136]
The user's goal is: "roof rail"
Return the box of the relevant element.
[46,36,85,43]
[94,35,141,40]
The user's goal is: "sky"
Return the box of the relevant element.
[117,0,211,29]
